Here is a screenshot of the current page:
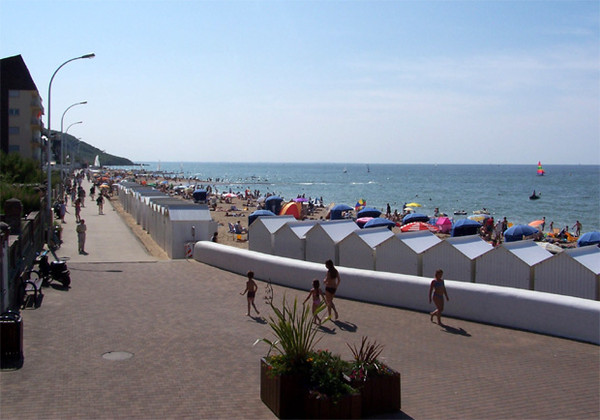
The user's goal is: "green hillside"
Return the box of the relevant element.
[47,129,134,166]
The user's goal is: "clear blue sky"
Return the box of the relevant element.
[2,0,598,164]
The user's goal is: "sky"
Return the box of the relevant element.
[1,0,599,164]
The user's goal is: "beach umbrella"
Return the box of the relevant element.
[293,197,308,202]
[356,217,373,228]
[451,219,481,237]
[357,207,381,218]
[405,202,422,207]
[577,231,600,247]
[355,199,366,209]
[364,217,396,230]
[504,224,539,242]
[468,214,491,223]
[401,222,438,233]
[402,213,429,224]
[248,210,276,226]
[435,216,453,234]
[529,220,545,228]
[223,193,237,198]
[264,195,284,214]
[331,203,353,212]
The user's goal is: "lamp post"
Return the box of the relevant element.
[45,53,94,246]
[60,101,87,192]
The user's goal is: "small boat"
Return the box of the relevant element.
[537,161,545,176]
[473,208,490,215]
[529,190,541,200]
[454,210,467,215]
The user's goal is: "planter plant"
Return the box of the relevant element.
[346,336,401,417]
[258,282,360,419]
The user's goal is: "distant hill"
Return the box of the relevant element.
[46,129,134,166]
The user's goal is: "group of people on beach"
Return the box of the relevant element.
[241,261,450,326]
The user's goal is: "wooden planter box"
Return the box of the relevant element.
[352,369,401,417]
[260,358,362,419]
[260,358,306,419]
[304,391,361,419]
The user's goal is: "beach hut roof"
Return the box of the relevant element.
[447,235,493,259]
[564,245,600,274]
[278,220,319,239]
[318,220,359,242]
[503,240,552,266]
[398,230,442,254]
[352,227,394,248]
[255,215,296,233]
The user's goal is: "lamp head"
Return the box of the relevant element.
[82,53,95,59]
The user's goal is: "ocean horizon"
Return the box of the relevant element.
[109,162,600,234]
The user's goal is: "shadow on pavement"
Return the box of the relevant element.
[333,319,357,332]
[441,324,471,337]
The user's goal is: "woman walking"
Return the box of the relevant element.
[323,260,340,320]
[429,269,449,325]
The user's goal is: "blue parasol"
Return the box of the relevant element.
[504,224,539,242]
[364,218,396,230]
[402,213,429,224]
[577,231,600,247]
[248,209,276,225]
[357,207,382,218]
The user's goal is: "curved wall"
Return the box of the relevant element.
[194,242,600,344]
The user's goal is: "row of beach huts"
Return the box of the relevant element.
[248,216,600,301]
[116,182,599,301]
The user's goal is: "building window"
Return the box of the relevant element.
[8,90,20,97]
[8,108,20,116]
[9,145,20,152]
[8,126,20,135]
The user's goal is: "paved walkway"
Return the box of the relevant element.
[1,182,598,419]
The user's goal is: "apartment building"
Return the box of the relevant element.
[0,55,44,161]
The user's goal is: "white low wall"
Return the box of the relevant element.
[193,242,600,345]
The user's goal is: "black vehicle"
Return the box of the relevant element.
[30,251,71,288]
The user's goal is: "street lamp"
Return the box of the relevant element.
[60,102,87,195]
[45,53,94,246]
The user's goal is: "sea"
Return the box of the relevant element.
[110,162,600,234]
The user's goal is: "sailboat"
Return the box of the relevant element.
[536,161,545,176]
[93,155,100,168]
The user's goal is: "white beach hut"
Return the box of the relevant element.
[272,220,319,261]
[338,227,394,270]
[475,240,552,290]
[304,220,359,265]
[535,245,600,300]
[422,235,493,282]
[165,204,217,259]
[248,216,296,255]
[375,231,442,276]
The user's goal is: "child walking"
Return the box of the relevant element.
[303,279,324,325]
[240,271,260,316]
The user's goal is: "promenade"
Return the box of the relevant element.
[1,180,598,419]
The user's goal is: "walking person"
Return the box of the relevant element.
[303,279,324,325]
[429,269,449,325]
[74,198,81,223]
[96,194,104,215]
[240,270,260,316]
[76,219,87,255]
[323,259,340,320]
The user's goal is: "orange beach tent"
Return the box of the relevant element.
[279,201,302,219]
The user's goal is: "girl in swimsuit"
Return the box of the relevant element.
[429,269,449,325]
[303,279,324,325]
[323,260,340,320]
[240,271,260,316]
